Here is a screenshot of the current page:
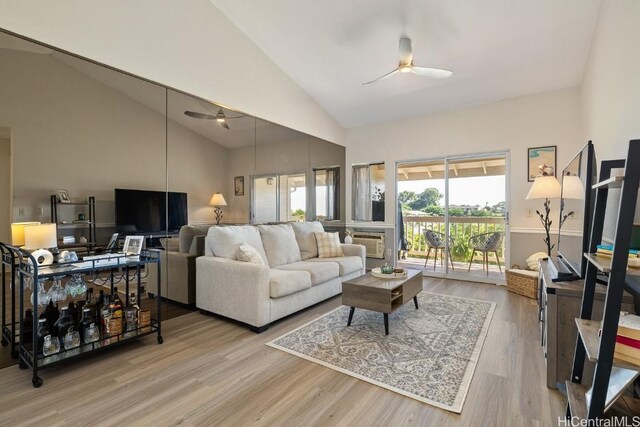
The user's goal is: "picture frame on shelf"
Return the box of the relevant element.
[527,146,557,182]
[234,176,244,196]
[122,235,144,255]
[57,189,71,203]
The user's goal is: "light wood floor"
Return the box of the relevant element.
[0,278,566,426]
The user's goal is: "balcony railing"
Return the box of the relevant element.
[402,215,506,264]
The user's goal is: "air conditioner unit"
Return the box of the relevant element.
[352,232,385,259]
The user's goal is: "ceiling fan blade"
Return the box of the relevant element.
[398,37,413,65]
[184,111,216,119]
[220,121,230,130]
[412,66,453,79]
[362,68,400,85]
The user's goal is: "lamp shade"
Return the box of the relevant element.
[526,176,561,200]
[24,223,57,250]
[11,222,41,246]
[209,193,227,207]
[561,175,585,200]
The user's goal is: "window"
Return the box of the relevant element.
[314,166,340,221]
[352,162,385,221]
[252,172,306,223]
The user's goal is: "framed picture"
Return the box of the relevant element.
[528,146,557,182]
[57,189,71,203]
[234,176,244,196]
[122,236,144,255]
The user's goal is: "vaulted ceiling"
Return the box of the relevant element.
[211,0,601,128]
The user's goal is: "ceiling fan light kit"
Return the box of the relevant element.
[363,37,453,85]
[184,108,245,130]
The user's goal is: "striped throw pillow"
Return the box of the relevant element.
[314,232,344,258]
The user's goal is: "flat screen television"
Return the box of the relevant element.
[115,189,188,235]
[556,142,597,280]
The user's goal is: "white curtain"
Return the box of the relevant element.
[352,165,371,221]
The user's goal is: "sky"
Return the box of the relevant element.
[398,175,506,207]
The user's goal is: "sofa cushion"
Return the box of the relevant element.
[291,221,324,260]
[206,226,269,264]
[314,232,344,258]
[179,224,211,253]
[258,224,302,267]
[269,269,311,298]
[275,261,339,286]
[236,244,265,265]
[310,256,363,276]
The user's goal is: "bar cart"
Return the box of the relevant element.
[1,242,20,358]
[11,248,162,388]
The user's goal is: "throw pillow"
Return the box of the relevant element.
[314,232,344,258]
[291,221,324,260]
[257,224,302,267]
[236,244,265,265]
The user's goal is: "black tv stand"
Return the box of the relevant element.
[549,256,581,282]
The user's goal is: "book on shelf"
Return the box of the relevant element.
[613,351,640,367]
[618,313,640,340]
[596,244,639,257]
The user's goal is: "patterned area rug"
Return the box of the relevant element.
[267,292,495,413]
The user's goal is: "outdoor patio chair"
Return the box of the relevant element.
[424,230,455,271]
[467,232,504,276]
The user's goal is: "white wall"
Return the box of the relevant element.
[0,136,11,243]
[0,0,345,146]
[580,0,640,238]
[344,88,583,230]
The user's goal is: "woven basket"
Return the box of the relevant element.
[506,269,538,299]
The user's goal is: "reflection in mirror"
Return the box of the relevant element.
[352,162,385,221]
[0,30,173,357]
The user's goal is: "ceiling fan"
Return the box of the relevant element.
[363,37,453,85]
[184,108,245,130]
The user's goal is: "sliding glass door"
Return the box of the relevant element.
[396,152,509,284]
[252,172,306,223]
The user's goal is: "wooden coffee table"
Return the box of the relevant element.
[342,269,422,335]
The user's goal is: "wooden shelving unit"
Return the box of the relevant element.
[566,140,640,420]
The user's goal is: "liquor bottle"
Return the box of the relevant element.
[112,288,124,319]
[100,295,111,335]
[79,308,95,342]
[53,306,73,341]
[67,301,79,327]
[23,309,34,344]
[39,300,59,329]
[84,288,95,317]
[124,293,138,332]
[96,289,105,320]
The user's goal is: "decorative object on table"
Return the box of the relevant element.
[106,233,119,251]
[380,263,393,274]
[371,267,407,279]
[526,175,561,256]
[24,223,57,265]
[10,222,40,246]
[57,189,71,203]
[234,176,244,196]
[527,146,557,182]
[78,236,88,244]
[42,335,60,356]
[122,235,144,256]
[209,192,227,225]
[267,292,495,413]
[344,230,353,244]
[506,269,539,299]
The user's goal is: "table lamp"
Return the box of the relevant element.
[24,223,57,265]
[209,192,227,225]
[11,222,41,246]
[526,176,561,256]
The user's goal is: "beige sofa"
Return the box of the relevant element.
[196,222,365,332]
[147,224,211,305]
